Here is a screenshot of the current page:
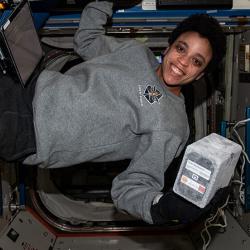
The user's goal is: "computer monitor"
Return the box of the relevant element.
[0,0,43,86]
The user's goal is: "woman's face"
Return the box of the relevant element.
[159,31,213,87]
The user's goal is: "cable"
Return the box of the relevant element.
[231,155,245,205]
[230,118,250,207]
[200,196,229,250]
[200,118,250,249]
[232,118,250,164]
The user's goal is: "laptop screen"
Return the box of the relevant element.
[1,0,43,86]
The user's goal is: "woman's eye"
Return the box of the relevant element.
[192,58,203,67]
[176,45,185,53]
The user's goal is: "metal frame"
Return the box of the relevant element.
[245,107,250,211]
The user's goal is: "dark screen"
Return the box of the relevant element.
[2,2,43,85]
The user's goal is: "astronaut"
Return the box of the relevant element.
[0,1,228,225]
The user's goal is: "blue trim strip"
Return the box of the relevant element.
[220,121,228,138]
[18,164,25,207]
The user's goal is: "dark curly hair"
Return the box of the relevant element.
[168,14,226,73]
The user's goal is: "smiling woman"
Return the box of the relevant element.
[157,31,213,93]
[168,13,226,74]
[155,13,226,98]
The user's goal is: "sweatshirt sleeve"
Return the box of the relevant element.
[73,1,136,60]
[111,131,186,224]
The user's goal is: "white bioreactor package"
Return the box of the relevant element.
[173,133,242,208]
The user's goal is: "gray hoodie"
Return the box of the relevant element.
[24,1,189,224]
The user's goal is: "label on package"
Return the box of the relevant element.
[180,175,206,194]
[185,159,211,180]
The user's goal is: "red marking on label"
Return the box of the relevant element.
[198,185,206,194]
